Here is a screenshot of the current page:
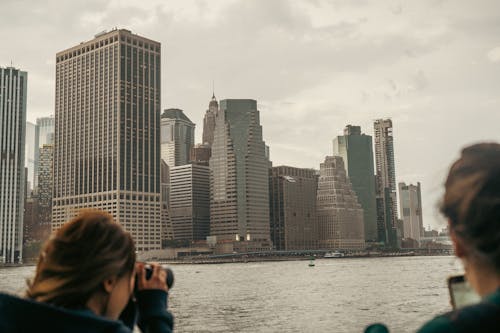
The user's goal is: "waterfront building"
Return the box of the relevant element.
[160,108,195,168]
[160,160,173,247]
[170,164,210,241]
[202,93,218,146]
[316,156,365,250]
[374,119,398,247]
[269,166,318,250]
[0,66,27,263]
[38,144,53,226]
[333,125,377,242]
[210,99,271,249]
[398,182,424,244]
[33,116,54,188]
[190,143,211,166]
[25,121,36,192]
[52,29,162,251]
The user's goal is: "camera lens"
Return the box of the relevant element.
[135,263,174,292]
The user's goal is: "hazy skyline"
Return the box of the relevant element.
[2,0,500,229]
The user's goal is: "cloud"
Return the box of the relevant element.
[487,46,500,62]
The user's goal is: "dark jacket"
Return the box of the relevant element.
[416,288,500,333]
[0,289,173,333]
[365,288,500,333]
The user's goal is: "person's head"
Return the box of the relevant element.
[26,210,136,319]
[441,143,500,294]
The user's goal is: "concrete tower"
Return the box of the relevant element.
[374,119,398,247]
[0,66,27,263]
[52,29,162,251]
[316,156,365,250]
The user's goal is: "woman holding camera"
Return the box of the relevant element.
[366,143,500,333]
[0,210,173,333]
[416,143,500,332]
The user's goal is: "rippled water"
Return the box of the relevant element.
[0,256,462,332]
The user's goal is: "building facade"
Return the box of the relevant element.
[316,156,365,250]
[160,160,173,247]
[333,125,377,243]
[33,116,54,188]
[398,182,423,244]
[170,164,210,241]
[202,94,218,146]
[160,108,195,168]
[0,66,27,263]
[52,29,162,251]
[374,119,398,247]
[38,144,53,226]
[210,99,271,247]
[269,166,318,250]
[190,143,211,166]
[25,121,36,192]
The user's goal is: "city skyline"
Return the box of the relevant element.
[2,1,500,230]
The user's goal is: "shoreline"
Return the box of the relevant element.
[161,252,452,265]
[1,253,453,268]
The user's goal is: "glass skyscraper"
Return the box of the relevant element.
[210,99,271,248]
[333,125,377,243]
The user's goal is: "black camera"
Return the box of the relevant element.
[135,263,174,292]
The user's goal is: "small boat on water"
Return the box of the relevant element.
[308,257,315,267]
[324,251,345,258]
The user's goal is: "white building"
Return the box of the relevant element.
[398,182,423,244]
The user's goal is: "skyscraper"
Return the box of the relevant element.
[25,121,36,192]
[210,99,271,248]
[170,164,210,241]
[38,144,53,227]
[52,29,162,251]
[202,93,218,146]
[269,166,318,250]
[190,143,211,166]
[160,160,173,246]
[160,108,195,168]
[316,156,365,250]
[33,116,54,188]
[398,182,423,244]
[374,119,398,247]
[333,125,377,242]
[0,66,27,263]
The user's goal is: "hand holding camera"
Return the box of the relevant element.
[135,263,174,293]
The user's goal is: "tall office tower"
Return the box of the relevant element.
[210,99,271,249]
[170,164,210,241]
[33,116,54,188]
[190,143,211,166]
[52,29,162,251]
[25,121,36,192]
[202,93,218,146]
[398,182,423,244]
[38,144,53,227]
[269,166,318,250]
[0,66,27,263]
[374,118,398,247]
[160,108,195,168]
[316,156,365,250]
[160,160,173,247]
[333,125,377,242]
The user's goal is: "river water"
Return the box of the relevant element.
[0,256,462,332]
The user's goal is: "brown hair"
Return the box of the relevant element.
[26,210,136,308]
[441,143,500,271]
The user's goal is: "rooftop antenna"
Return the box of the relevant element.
[212,79,215,99]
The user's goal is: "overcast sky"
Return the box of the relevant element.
[2,0,500,229]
